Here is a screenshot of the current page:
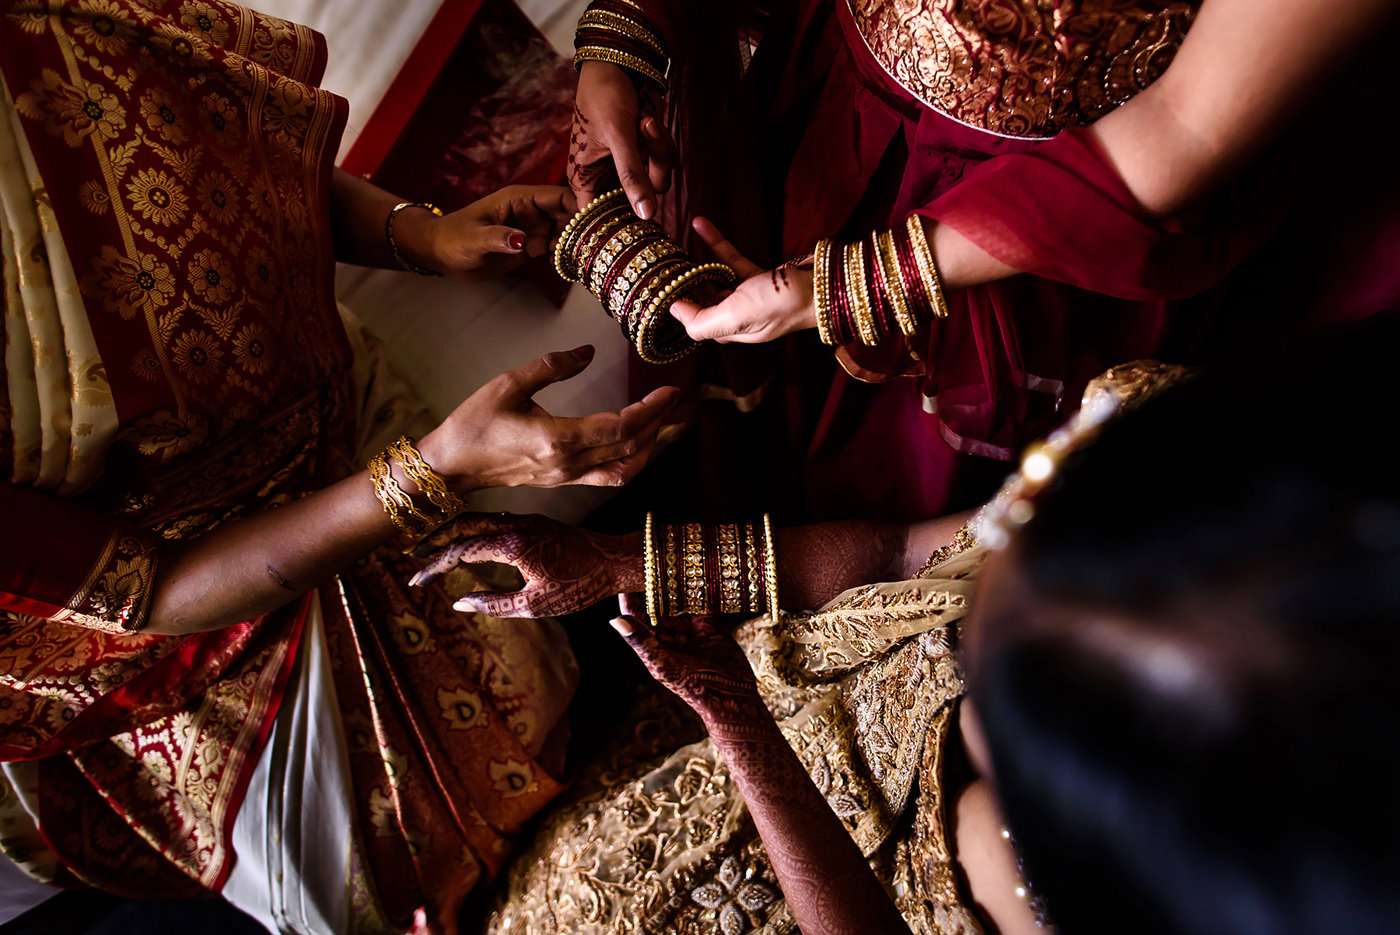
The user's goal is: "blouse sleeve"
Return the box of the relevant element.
[0,482,160,634]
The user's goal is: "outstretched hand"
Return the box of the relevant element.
[417,346,679,494]
[411,513,644,618]
[669,217,817,344]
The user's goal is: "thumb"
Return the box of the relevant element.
[498,345,596,403]
[670,298,742,343]
[474,225,527,256]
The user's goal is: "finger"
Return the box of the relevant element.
[454,590,539,618]
[640,118,676,194]
[600,125,658,220]
[669,297,748,343]
[569,446,651,487]
[497,345,596,403]
[618,592,646,620]
[475,224,527,255]
[691,217,763,278]
[568,386,679,450]
[410,532,527,585]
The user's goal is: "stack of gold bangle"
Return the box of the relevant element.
[556,189,737,364]
[368,436,467,541]
[813,214,949,348]
[642,513,779,620]
[573,0,668,89]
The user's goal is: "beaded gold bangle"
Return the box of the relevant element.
[742,521,762,611]
[388,436,466,524]
[874,230,918,336]
[716,523,743,613]
[644,511,660,623]
[663,522,682,617]
[577,10,665,57]
[385,202,444,277]
[844,241,879,346]
[681,522,707,613]
[762,513,780,620]
[813,239,837,346]
[368,452,432,537]
[636,262,737,364]
[572,46,666,87]
[904,214,949,319]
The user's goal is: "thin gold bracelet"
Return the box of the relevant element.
[905,214,949,319]
[874,229,918,336]
[385,202,443,277]
[813,239,836,346]
[644,511,660,624]
[762,513,780,620]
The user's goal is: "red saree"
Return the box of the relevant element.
[633,0,1393,523]
[1,2,570,929]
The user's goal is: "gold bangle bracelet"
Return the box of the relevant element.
[644,511,660,623]
[845,241,879,346]
[716,523,743,614]
[681,522,707,613]
[742,522,762,613]
[385,202,444,277]
[813,239,836,346]
[388,436,466,523]
[572,46,666,87]
[762,513,780,620]
[577,10,666,57]
[905,214,949,319]
[663,522,682,617]
[874,230,918,336]
[369,452,431,537]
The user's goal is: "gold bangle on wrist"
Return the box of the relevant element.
[762,513,780,621]
[813,239,836,346]
[388,436,466,522]
[874,230,918,336]
[369,452,432,537]
[644,511,661,623]
[844,241,879,346]
[572,47,666,88]
[904,214,949,319]
[385,202,444,277]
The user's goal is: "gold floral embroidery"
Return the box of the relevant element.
[847,0,1199,139]
[438,687,487,730]
[86,245,175,318]
[50,530,159,633]
[14,68,127,146]
[137,86,187,144]
[124,167,187,226]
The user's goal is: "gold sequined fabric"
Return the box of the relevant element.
[483,544,987,934]
[846,0,1200,138]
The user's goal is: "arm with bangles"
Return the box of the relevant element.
[611,606,913,935]
[142,348,677,635]
[667,0,1399,344]
[412,508,970,621]
[327,169,576,280]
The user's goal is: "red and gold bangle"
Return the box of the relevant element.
[874,229,918,336]
[813,239,837,346]
[717,523,743,613]
[663,522,682,617]
[904,214,949,319]
[681,522,707,613]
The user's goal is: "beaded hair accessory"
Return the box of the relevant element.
[972,361,1194,550]
[556,189,738,363]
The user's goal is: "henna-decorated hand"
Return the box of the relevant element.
[669,217,817,344]
[570,62,675,218]
[612,594,766,731]
[410,513,644,618]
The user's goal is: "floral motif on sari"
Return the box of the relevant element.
[846,0,1199,139]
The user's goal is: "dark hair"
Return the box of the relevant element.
[970,317,1400,935]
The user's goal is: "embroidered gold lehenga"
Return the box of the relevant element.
[484,541,988,935]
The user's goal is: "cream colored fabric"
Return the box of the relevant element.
[0,73,117,494]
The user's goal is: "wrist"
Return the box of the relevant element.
[611,530,646,594]
[388,203,444,274]
[415,429,479,496]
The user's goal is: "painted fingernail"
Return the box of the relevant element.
[453,597,480,612]
[508,231,525,251]
[635,199,653,221]
[408,571,424,587]
[609,616,635,636]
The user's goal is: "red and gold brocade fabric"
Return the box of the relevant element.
[845,0,1199,139]
[0,0,347,894]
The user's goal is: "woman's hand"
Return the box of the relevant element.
[611,594,765,728]
[410,513,644,618]
[570,62,675,219]
[399,185,576,280]
[417,345,679,493]
[669,217,817,344]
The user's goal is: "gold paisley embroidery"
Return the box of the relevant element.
[848,0,1199,139]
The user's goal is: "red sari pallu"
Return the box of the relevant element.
[0,2,572,930]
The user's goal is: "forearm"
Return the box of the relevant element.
[771,511,972,609]
[329,168,439,271]
[705,703,911,935]
[146,469,398,634]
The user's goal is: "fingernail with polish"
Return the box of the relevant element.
[453,598,480,612]
[635,199,653,221]
[508,231,525,251]
[408,571,424,587]
[609,617,635,636]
